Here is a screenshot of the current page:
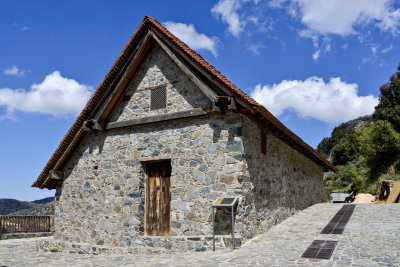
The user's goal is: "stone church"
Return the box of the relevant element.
[33,15,337,253]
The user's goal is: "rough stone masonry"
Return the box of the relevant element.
[38,44,329,254]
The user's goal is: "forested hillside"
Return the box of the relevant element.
[318,64,400,194]
[0,199,34,215]
[0,197,54,215]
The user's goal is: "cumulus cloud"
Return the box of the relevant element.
[164,21,219,57]
[288,0,400,36]
[211,0,245,37]
[4,66,30,77]
[250,76,378,124]
[0,71,92,120]
[271,0,400,60]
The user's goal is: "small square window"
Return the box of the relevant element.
[151,86,167,110]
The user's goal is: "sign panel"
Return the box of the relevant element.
[212,197,239,207]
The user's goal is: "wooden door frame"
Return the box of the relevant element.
[143,159,171,236]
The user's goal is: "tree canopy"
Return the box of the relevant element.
[319,63,400,193]
[374,64,400,132]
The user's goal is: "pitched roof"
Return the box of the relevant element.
[32,15,337,189]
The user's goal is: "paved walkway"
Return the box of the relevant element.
[1,203,399,266]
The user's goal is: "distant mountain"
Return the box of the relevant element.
[9,201,54,216]
[31,197,54,205]
[0,199,35,215]
[0,196,55,215]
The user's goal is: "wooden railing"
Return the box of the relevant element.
[0,216,52,233]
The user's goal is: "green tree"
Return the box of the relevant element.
[317,116,372,158]
[394,159,400,173]
[330,133,361,166]
[317,123,351,157]
[324,165,354,192]
[358,120,400,179]
[374,64,400,132]
[350,170,364,193]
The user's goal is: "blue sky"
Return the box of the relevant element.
[1,0,399,201]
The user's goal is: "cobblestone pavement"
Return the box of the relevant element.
[1,203,399,266]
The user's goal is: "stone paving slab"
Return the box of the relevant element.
[1,203,399,266]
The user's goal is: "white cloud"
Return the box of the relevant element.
[289,0,400,36]
[4,66,30,77]
[268,0,287,8]
[21,26,31,31]
[248,15,274,33]
[361,44,380,64]
[250,76,378,124]
[312,50,320,61]
[300,31,331,61]
[382,44,393,53]
[371,45,378,56]
[247,42,265,55]
[211,0,245,37]
[164,22,219,57]
[271,0,400,60]
[0,71,92,120]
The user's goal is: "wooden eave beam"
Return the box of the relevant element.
[105,108,209,130]
[39,31,155,189]
[40,176,51,189]
[82,120,94,133]
[228,96,237,110]
[41,170,63,189]
[92,119,106,131]
[49,170,64,181]
[239,107,337,171]
[82,119,106,133]
[53,128,89,173]
[95,32,155,122]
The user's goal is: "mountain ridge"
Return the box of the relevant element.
[0,197,54,215]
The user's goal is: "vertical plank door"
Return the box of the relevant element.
[146,162,171,236]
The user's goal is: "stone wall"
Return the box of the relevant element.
[236,117,329,240]
[110,45,211,123]
[53,113,329,253]
[55,114,247,248]
[50,41,329,253]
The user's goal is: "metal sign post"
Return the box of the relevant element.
[212,197,239,251]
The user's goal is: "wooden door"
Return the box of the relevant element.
[146,161,171,236]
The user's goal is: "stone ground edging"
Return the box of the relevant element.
[0,232,53,240]
[36,235,241,255]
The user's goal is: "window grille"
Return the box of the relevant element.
[151,85,167,110]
